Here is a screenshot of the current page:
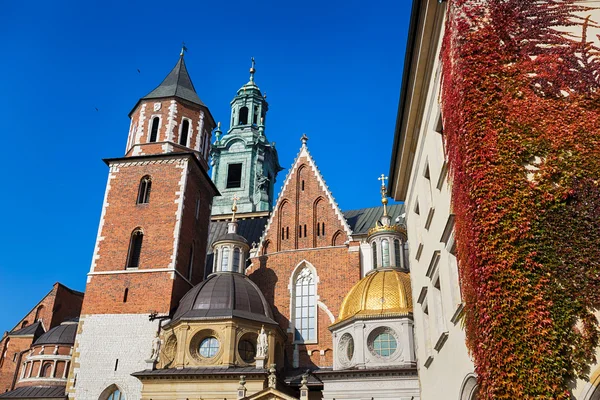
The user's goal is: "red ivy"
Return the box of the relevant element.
[441,1,600,398]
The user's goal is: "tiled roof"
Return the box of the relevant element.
[342,204,406,235]
[34,321,78,346]
[10,322,44,337]
[0,386,66,399]
[141,55,204,107]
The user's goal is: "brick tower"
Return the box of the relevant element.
[67,51,218,400]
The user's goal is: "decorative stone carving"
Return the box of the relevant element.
[257,326,269,358]
[149,333,162,361]
[153,102,161,111]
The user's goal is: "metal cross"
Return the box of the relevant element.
[378,174,388,188]
[231,195,239,221]
[180,41,188,56]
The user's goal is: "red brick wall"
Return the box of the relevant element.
[247,155,361,368]
[0,337,33,392]
[82,155,215,315]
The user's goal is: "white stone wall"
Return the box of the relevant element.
[69,314,160,400]
[322,374,420,400]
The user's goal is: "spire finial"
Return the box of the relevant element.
[180,42,188,57]
[301,134,309,147]
[231,195,239,222]
[378,174,389,216]
[249,57,256,82]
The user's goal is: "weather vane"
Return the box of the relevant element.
[180,41,188,56]
[250,57,256,81]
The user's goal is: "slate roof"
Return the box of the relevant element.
[141,55,205,107]
[0,386,66,399]
[343,204,406,235]
[10,322,44,337]
[34,321,78,346]
[132,366,267,377]
[171,272,276,325]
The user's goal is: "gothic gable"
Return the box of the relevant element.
[258,142,353,254]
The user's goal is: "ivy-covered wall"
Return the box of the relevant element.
[440,1,600,398]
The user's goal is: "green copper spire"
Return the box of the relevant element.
[211,59,282,216]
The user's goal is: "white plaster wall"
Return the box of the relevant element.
[402,5,476,399]
[322,375,420,400]
[70,314,160,400]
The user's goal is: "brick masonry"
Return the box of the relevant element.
[247,146,362,368]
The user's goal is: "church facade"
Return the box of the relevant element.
[0,51,419,400]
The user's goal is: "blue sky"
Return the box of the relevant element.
[0,0,412,330]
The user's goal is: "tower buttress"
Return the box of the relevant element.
[211,59,282,216]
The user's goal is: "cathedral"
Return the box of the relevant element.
[0,51,419,400]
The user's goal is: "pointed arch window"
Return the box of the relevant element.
[106,388,126,400]
[180,119,190,146]
[149,117,160,142]
[293,267,316,342]
[126,229,143,269]
[34,305,44,322]
[372,242,378,268]
[221,247,230,271]
[382,239,390,267]
[137,176,152,204]
[233,248,241,272]
[239,107,249,125]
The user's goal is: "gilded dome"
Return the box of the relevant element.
[335,268,413,325]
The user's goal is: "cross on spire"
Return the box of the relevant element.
[378,174,388,189]
[180,42,188,56]
[378,174,389,217]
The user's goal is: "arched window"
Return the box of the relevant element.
[149,117,160,142]
[382,239,390,267]
[34,305,44,322]
[180,119,190,146]
[238,107,249,125]
[41,363,53,378]
[126,229,143,269]
[187,244,194,280]
[21,321,28,328]
[233,248,241,272]
[106,388,126,400]
[294,267,316,342]
[253,107,259,125]
[213,249,219,272]
[372,242,378,268]
[394,239,401,268]
[137,176,152,204]
[263,240,270,255]
[221,247,230,271]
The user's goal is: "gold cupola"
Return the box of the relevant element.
[331,268,413,328]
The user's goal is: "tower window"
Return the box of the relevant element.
[298,225,302,238]
[382,239,390,267]
[322,222,325,236]
[253,108,259,125]
[304,224,307,237]
[137,176,152,204]
[180,119,190,146]
[226,163,243,188]
[123,288,128,303]
[394,239,401,268]
[317,223,320,237]
[126,229,143,269]
[286,227,289,239]
[221,247,230,271]
[239,107,249,125]
[372,242,378,268]
[233,248,241,272]
[281,228,285,240]
[187,244,194,280]
[149,117,160,142]
[302,180,305,191]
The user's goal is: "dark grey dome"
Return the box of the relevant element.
[214,232,248,245]
[34,321,78,346]
[172,273,275,324]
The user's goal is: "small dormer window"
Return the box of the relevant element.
[180,120,190,146]
[239,107,249,125]
[149,117,160,142]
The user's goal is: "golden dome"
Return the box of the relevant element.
[335,269,413,326]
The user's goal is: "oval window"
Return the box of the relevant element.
[199,337,220,358]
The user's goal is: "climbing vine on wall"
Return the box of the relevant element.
[441,1,600,398]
